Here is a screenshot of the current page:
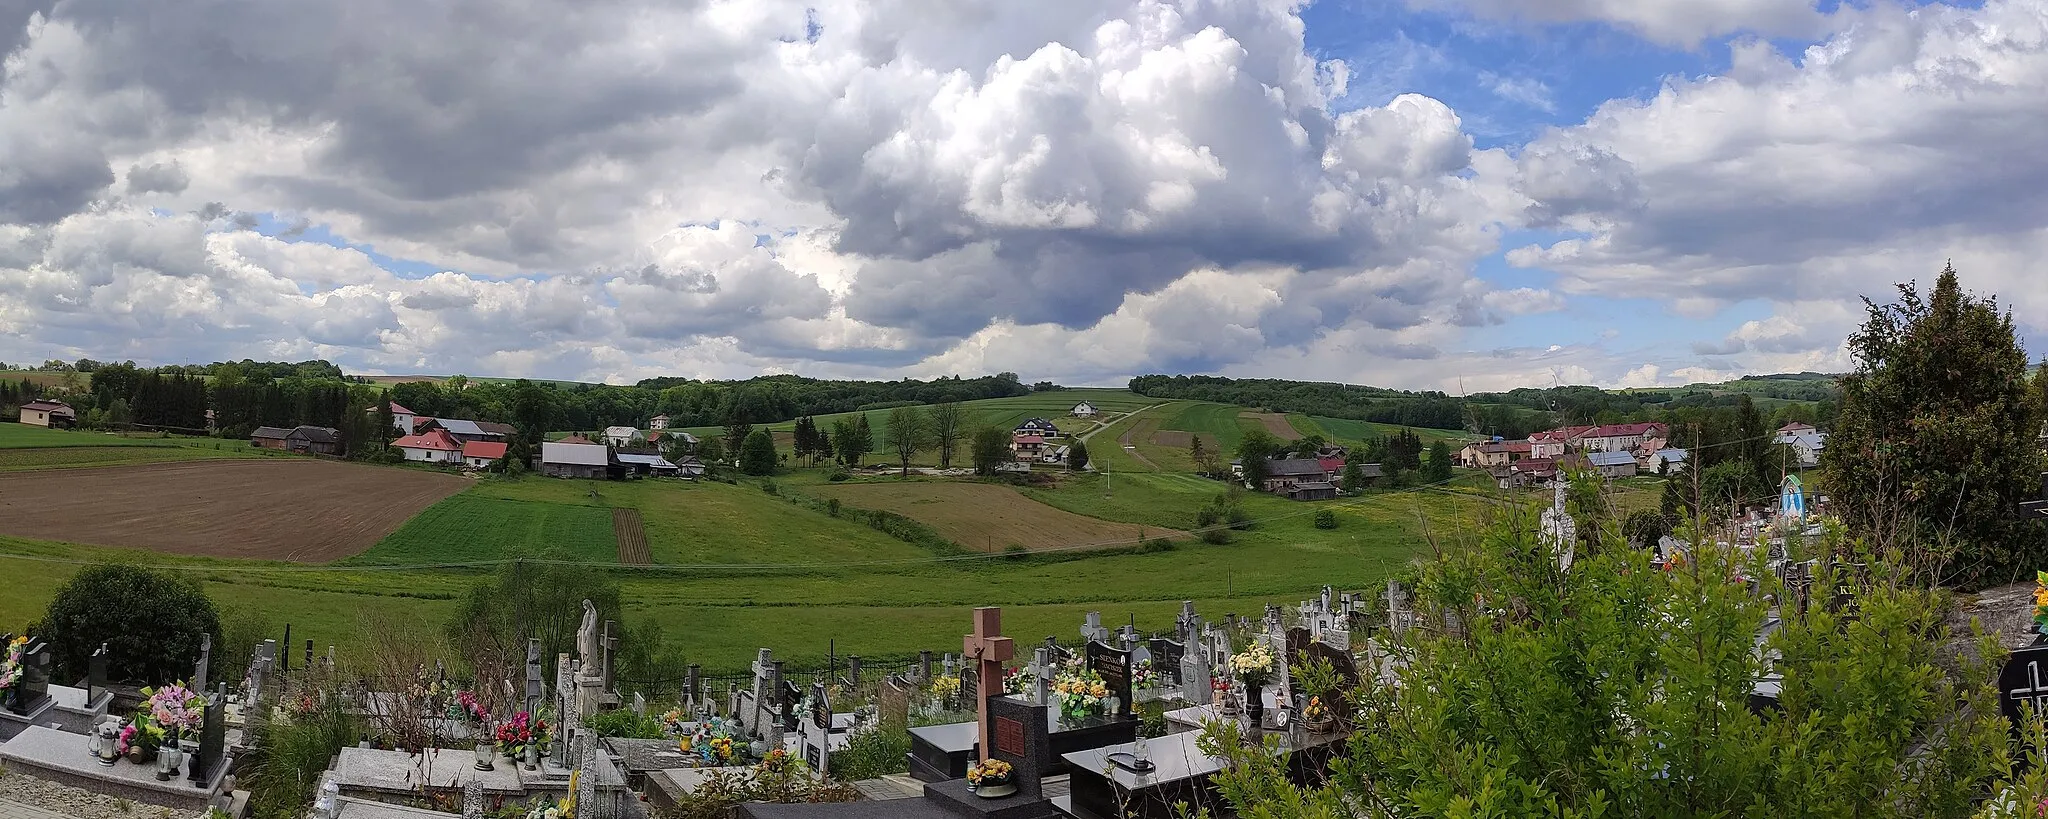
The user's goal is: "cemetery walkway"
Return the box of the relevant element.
[0,798,84,819]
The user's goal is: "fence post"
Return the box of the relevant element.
[918,650,933,683]
[847,655,862,689]
[686,664,700,709]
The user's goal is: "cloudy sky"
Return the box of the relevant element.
[1,0,2043,391]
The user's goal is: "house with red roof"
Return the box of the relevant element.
[462,440,508,469]
[1011,434,1047,459]
[366,400,418,434]
[392,428,462,464]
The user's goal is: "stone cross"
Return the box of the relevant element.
[1386,580,1413,636]
[1176,601,1201,642]
[963,607,1016,763]
[462,780,484,819]
[1028,646,1054,706]
[553,653,577,762]
[601,619,619,692]
[747,649,776,736]
[193,633,212,691]
[1081,611,1110,645]
[524,639,543,717]
[632,692,647,717]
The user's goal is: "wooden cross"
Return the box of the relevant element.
[963,607,1015,763]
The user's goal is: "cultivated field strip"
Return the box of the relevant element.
[613,507,651,565]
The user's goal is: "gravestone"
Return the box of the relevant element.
[601,619,618,693]
[632,692,647,717]
[462,780,484,819]
[2000,645,2048,736]
[524,638,543,718]
[8,640,50,715]
[554,654,580,764]
[1084,641,1134,720]
[919,695,1062,819]
[964,608,1017,765]
[192,633,211,691]
[1385,581,1413,636]
[799,682,832,775]
[1178,635,1211,704]
[1149,637,1185,689]
[744,649,776,738]
[1027,646,1054,707]
[1082,612,1110,645]
[87,643,109,705]
[188,683,228,788]
[684,664,701,712]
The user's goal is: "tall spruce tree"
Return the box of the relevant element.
[1822,265,2048,587]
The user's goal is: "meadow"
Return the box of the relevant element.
[0,392,1509,674]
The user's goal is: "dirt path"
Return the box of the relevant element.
[1240,411,1302,440]
[613,507,650,565]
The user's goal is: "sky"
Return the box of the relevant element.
[1,0,2044,391]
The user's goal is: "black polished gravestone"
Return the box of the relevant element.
[907,708,1138,783]
[188,683,229,788]
[5,639,51,716]
[1148,638,1185,689]
[1999,645,2048,737]
[919,695,1063,819]
[1084,641,1134,720]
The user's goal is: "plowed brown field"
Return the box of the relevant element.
[809,482,1186,553]
[0,459,468,562]
[1240,411,1302,440]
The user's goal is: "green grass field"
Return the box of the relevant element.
[0,395,1518,675]
[351,494,618,565]
[0,424,184,448]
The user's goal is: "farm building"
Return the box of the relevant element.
[1014,418,1060,438]
[674,456,707,479]
[1070,402,1098,417]
[602,426,645,447]
[1287,481,1338,501]
[648,430,697,450]
[370,401,418,434]
[1643,448,1688,473]
[616,452,681,477]
[541,441,612,478]
[558,434,597,444]
[1261,457,1331,494]
[393,428,463,464]
[474,421,516,440]
[1586,450,1639,478]
[286,425,341,455]
[18,400,76,429]
[427,418,490,442]
[462,440,508,469]
[250,426,293,449]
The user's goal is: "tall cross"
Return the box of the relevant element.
[963,607,1015,763]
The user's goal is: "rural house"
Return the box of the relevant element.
[1070,402,1098,417]
[1459,439,1532,468]
[474,420,516,440]
[603,426,645,447]
[392,428,463,464]
[1011,434,1047,459]
[1774,424,1828,468]
[1261,457,1331,493]
[540,441,611,478]
[250,426,293,449]
[372,401,417,434]
[648,430,697,451]
[1287,481,1338,501]
[1643,448,1689,473]
[1580,422,1668,453]
[674,455,707,479]
[426,418,490,443]
[285,425,341,455]
[1014,418,1060,438]
[649,414,670,430]
[461,440,507,469]
[18,400,76,429]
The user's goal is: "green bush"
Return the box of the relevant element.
[37,563,221,683]
[827,471,851,482]
[243,695,359,818]
[1004,544,1029,560]
[759,479,779,495]
[832,718,913,781]
[827,498,843,516]
[585,709,667,739]
[1313,509,1338,529]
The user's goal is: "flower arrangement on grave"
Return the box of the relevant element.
[142,682,206,737]
[450,690,492,727]
[1302,696,1334,732]
[685,717,748,766]
[2034,571,2048,633]
[929,674,961,701]
[1229,644,1274,688]
[1131,658,1155,690]
[1051,669,1110,721]
[494,710,547,756]
[0,635,26,699]
[1003,665,1033,695]
[660,707,691,737]
[967,757,1014,789]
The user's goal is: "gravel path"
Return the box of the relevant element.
[0,771,180,819]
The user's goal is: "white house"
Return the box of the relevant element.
[461,440,507,469]
[18,400,76,428]
[379,401,418,434]
[1070,402,1098,418]
[649,414,670,430]
[1776,430,1827,468]
[602,426,645,447]
[392,428,463,464]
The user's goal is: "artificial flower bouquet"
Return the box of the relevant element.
[1051,670,1111,721]
[967,758,1014,787]
[1230,644,1274,688]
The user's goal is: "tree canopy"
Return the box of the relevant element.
[1822,265,2047,587]
[37,564,222,683]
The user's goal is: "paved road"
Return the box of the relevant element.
[0,799,82,819]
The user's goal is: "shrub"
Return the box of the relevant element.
[1004,544,1029,560]
[740,429,779,475]
[827,498,842,516]
[759,479,779,495]
[827,471,851,482]
[671,752,860,819]
[833,717,913,781]
[1313,509,1338,529]
[37,563,221,683]
[585,709,667,739]
[1200,528,1233,545]
[243,692,359,818]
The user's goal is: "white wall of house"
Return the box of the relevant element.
[402,447,460,463]
[465,455,496,468]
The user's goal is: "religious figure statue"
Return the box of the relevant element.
[577,599,601,679]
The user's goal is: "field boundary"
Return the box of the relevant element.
[613,508,650,565]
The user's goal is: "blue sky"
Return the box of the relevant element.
[2,0,2043,389]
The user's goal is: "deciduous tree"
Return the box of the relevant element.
[1066,438,1089,472]
[739,429,778,475]
[971,426,1011,476]
[1236,429,1281,489]
[882,405,931,476]
[930,402,964,468]
[37,564,221,682]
